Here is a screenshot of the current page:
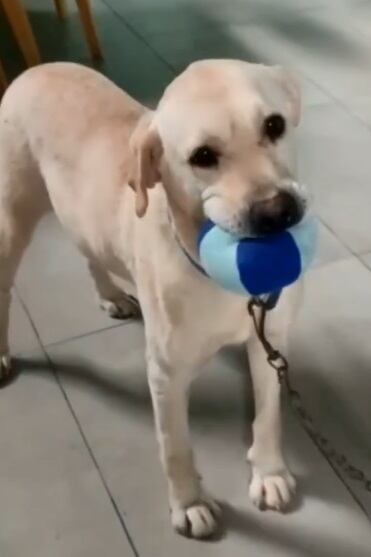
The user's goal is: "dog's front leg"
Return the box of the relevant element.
[246,325,296,511]
[147,351,220,538]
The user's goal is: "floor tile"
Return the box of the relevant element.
[141,23,331,107]
[103,0,219,39]
[0,350,136,557]
[299,75,331,109]
[226,6,371,103]
[344,96,371,129]
[297,103,371,254]
[290,256,371,517]
[359,252,371,270]
[16,214,122,346]
[104,0,368,39]
[334,0,371,128]
[10,294,39,355]
[348,0,371,42]
[140,27,261,73]
[47,322,371,556]
[195,0,326,29]
[313,221,350,269]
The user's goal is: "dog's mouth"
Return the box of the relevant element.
[203,182,308,237]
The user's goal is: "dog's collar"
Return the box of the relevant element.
[168,211,281,309]
[167,209,207,275]
[176,236,207,276]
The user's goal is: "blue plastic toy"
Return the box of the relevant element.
[197,216,317,297]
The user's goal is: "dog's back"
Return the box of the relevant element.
[0,63,145,264]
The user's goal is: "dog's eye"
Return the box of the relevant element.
[263,114,286,142]
[189,145,219,168]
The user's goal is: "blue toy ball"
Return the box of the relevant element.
[197,216,317,297]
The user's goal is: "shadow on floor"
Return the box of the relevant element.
[224,502,371,557]
[11,344,365,518]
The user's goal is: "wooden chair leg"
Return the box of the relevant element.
[75,0,103,60]
[0,0,41,67]
[54,0,67,20]
[0,59,8,97]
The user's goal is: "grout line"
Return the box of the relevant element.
[355,255,371,273]
[317,216,354,255]
[289,402,371,520]
[99,0,325,75]
[14,286,139,350]
[15,265,371,527]
[102,0,371,137]
[42,320,138,350]
[302,72,371,134]
[16,292,140,557]
[101,0,371,138]
[98,0,177,74]
[317,217,371,271]
[223,2,371,136]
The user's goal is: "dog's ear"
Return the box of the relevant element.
[128,113,163,217]
[274,66,301,127]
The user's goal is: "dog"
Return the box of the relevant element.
[0,60,307,539]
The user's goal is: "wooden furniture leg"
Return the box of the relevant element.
[0,0,41,67]
[75,0,103,60]
[0,59,8,96]
[54,0,67,20]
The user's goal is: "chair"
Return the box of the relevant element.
[0,0,41,67]
[54,0,67,20]
[0,59,8,95]
[0,0,102,72]
[55,0,102,60]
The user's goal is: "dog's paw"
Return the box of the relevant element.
[249,466,296,512]
[100,295,141,320]
[171,497,221,539]
[0,353,12,386]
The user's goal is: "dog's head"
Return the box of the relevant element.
[129,59,307,235]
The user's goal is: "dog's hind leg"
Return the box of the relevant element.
[0,204,46,382]
[0,128,48,382]
[88,259,141,320]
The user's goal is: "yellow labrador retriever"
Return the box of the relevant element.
[0,61,306,538]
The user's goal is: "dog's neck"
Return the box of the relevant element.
[162,169,204,264]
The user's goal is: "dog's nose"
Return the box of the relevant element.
[250,191,302,235]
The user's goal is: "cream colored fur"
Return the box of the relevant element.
[0,61,305,539]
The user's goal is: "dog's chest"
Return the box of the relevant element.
[154,260,255,362]
[133,201,255,352]
[183,284,253,346]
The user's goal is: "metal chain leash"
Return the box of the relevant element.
[247,297,371,494]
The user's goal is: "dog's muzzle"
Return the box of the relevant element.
[249,190,304,236]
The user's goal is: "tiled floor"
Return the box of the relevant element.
[1,0,371,555]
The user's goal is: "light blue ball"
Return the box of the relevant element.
[197,216,318,297]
